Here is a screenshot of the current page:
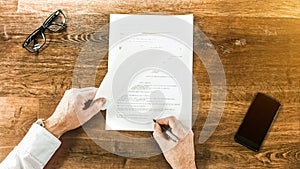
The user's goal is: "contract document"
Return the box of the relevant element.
[94,14,193,131]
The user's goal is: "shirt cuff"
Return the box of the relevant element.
[17,123,61,167]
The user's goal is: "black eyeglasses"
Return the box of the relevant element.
[22,9,67,54]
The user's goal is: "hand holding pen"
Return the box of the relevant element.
[153,119,179,142]
[153,116,197,169]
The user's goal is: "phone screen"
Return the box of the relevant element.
[235,93,281,152]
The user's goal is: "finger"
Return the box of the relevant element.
[155,116,177,128]
[153,123,178,153]
[75,94,86,108]
[64,88,75,95]
[153,123,163,137]
[79,87,97,92]
[84,98,106,119]
[153,123,176,145]
[171,123,190,140]
[80,89,98,102]
[71,87,96,93]
[153,123,168,145]
[75,90,99,110]
[156,116,190,140]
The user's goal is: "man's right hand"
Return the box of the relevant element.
[153,116,197,169]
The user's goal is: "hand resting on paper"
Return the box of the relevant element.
[0,87,107,169]
[45,87,106,138]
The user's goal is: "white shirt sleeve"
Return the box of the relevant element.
[0,123,61,169]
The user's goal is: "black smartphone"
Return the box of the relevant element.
[234,93,281,152]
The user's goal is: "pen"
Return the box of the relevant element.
[153,119,179,143]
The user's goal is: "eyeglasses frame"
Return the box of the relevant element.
[22,9,67,54]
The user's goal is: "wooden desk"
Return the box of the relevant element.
[0,0,299,168]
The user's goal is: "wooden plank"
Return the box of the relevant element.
[0,14,299,97]
[0,97,39,161]
[0,0,18,13]
[17,0,300,18]
[44,132,129,169]
[194,142,300,168]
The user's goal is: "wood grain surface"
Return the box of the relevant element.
[0,0,299,168]
[0,97,39,161]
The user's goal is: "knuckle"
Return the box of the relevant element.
[65,89,71,94]
[89,104,100,114]
[88,87,97,90]
[152,131,159,139]
[76,94,81,99]
[152,131,156,137]
[65,88,76,94]
[169,116,176,122]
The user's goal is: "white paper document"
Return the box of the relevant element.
[94,14,193,131]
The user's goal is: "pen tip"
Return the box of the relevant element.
[153,119,156,123]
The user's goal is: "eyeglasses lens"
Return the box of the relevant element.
[24,29,46,53]
[45,11,66,32]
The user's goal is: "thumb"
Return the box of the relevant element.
[153,123,168,145]
[153,123,177,153]
[153,123,163,138]
[84,98,106,118]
